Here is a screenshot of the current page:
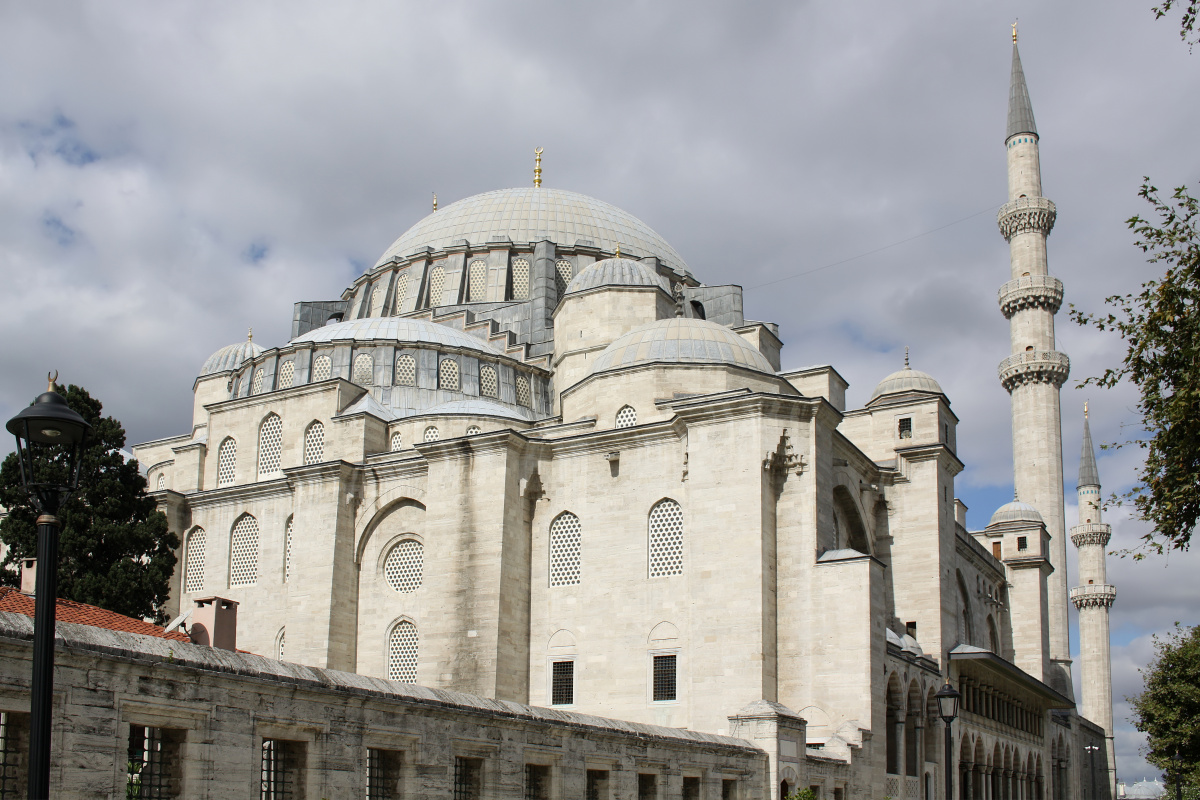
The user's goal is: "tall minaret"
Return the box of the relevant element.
[995,30,1075,697]
[1070,405,1117,797]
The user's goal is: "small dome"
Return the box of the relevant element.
[564,257,670,295]
[988,500,1044,527]
[201,340,264,376]
[1125,780,1164,800]
[901,634,924,657]
[869,366,944,402]
[291,317,501,356]
[591,317,775,375]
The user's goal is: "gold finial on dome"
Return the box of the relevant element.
[615,243,621,258]
[248,327,253,343]
[432,192,438,212]
[904,346,910,369]
[534,147,543,187]
[47,370,58,392]
[1012,19,1018,44]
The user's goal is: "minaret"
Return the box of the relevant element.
[995,32,1074,697]
[1070,405,1117,797]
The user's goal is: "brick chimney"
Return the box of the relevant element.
[20,559,36,595]
[190,596,239,651]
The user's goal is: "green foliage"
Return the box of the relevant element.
[1153,0,1199,48]
[1129,624,1200,786]
[0,383,179,623]
[785,789,818,800]
[1069,181,1200,556]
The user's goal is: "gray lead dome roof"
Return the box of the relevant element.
[869,366,944,402]
[565,257,670,295]
[374,188,690,275]
[988,500,1044,527]
[591,318,774,375]
[291,317,501,356]
[201,340,264,376]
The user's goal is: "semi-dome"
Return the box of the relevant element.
[291,317,501,356]
[419,398,534,422]
[565,257,671,295]
[988,500,1044,527]
[591,317,774,375]
[374,187,690,275]
[869,366,944,402]
[201,339,264,376]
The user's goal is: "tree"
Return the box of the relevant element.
[1129,624,1200,790]
[1070,181,1200,556]
[1153,0,1199,49]
[0,383,179,623]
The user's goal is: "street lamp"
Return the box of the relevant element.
[5,376,90,800]
[936,682,962,800]
[1173,752,1183,800]
[1085,744,1099,800]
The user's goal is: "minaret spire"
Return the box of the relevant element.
[1007,39,1038,142]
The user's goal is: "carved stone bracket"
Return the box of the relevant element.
[1070,523,1111,548]
[997,196,1057,240]
[998,275,1064,318]
[764,429,806,496]
[1069,584,1116,610]
[998,350,1070,392]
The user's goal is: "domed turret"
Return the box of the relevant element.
[869,365,944,403]
[987,499,1043,527]
[564,257,670,295]
[590,318,774,375]
[201,336,263,376]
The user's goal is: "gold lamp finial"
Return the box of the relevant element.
[432,192,438,212]
[248,327,253,343]
[47,370,59,392]
[1012,19,1018,44]
[615,243,621,258]
[1084,400,1089,419]
[534,147,543,188]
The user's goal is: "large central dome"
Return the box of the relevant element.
[375,187,689,274]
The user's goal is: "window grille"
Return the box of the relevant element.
[388,621,418,682]
[549,513,581,587]
[515,375,531,407]
[428,267,446,307]
[384,540,423,593]
[367,749,402,800]
[454,757,483,800]
[479,365,498,398]
[258,414,283,478]
[156,473,166,491]
[390,431,403,452]
[230,515,260,587]
[652,654,677,702]
[353,353,374,385]
[312,355,332,382]
[587,771,609,800]
[251,369,265,395]
[615,405,637,428]
[1017,536,1028,551]
[217,438,237,487]
[277,629,285,660]
[555,259,573,296]
[722,779,738,800]
[0,712,28,800]
[648,500,684,577]
[466,426,482,436]
[370,285,383,316]
[683,777,700,800]
[639,774,658,800]
[283,518,293,583]
[395,354,416,386]
[277,360,295,389]
[424,426,440,442]
[511,258,530,300]
[469,260,487,301]
[439,359,460,391]
[126,725,178,800]
[898,417,912,439]
[260,739,302,800]
[394,273,410,310]
[551,660,574,705]
[303,421,324,465]
[184,529,206,593]
[526,764,551,800]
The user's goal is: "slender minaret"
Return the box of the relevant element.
[995,30,1075,698]
[1070,405,1117,797]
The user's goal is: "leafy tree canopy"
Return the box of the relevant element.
[0,383,178,623]
[1070,182,1200,556]
[1153,0,1199,48]
[1130,624,1200,788]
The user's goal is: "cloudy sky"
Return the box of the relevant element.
[1,1,1197,782]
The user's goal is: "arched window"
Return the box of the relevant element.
[957,573,975,646]
[277,360,295,389]
[394,273,410,310]
[390,431,403,452]
[352,353,374,385]
[549,513,582,587]
[251,369,265,395]
[156,473,166,491]
[987,616,1000,653]
[229,515,260,587]
[216,437,237,487]
[276,628,286,660]
[312,354,332,382]
[555,259,573,296]
[369,285,383,316]
[428,266,446,307]
[257,414,283,478]
[515,375,531,407]
[615,405,637,428]
[423,426,440,442]
[303,421,324,465]
[395,354,416,386]
[388,621,418,683]
[469,260,487,301]
[283,517,293,583]
[511,258,530,300]
[466,425,482,436]
[479,364,498,398]
[438,358,459,390]
[648,499,684,577]
[384,540,423,593]
[184,528,206,593]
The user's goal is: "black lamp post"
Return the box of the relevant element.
[1085,744,1099,800]
[1174,752,1183,800]
[936,682,962,800]
[5,377,90,800]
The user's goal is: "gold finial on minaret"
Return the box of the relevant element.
[534,148,543,187]
[432,192,438,212]
[904,346,910,369]
[47,370,58,392]
[1012,19,1018,44]
[1084,400,1089,419]
[248,327,253,343]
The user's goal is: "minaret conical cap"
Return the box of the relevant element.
[1079,408,1100,487]
[1006,43,1038,141]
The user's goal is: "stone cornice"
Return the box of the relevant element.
[895,442,965,477]
[204,379,356,414]
[998,275,1064,319]
[540,420,681,459]
[998,350,1070,392]
[1069,584,1116,610]
[414,429,536,461]
[283,460,358,488]
[663,390,831,428]
[171,440,206,455]
[185,474,298,509]
[998,196,1056,240]
[1070,523,1111,548]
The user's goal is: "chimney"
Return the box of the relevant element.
[20,559,36,595]
[190,596,239,651]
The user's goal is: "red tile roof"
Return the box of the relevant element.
[0,586,190,642]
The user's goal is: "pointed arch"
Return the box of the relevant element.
[257,413,283,478]
[229,513,260,587]
[549,511,581,587]
[183,527,206,594]
[387,618,419,683]
[216,437,237,487]
[957,571,975,647]
[648,498,684,577]
[832,484,872,554]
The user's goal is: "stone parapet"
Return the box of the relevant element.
[1070,584,1116,610]
[998,275,1065,318]
[1070,523,1111,548]
[998,196,1057,240]
[998,350,1070,392]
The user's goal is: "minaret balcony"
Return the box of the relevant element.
[998,196,1057,240]
[1070,522,1111,548]
[998,350,1070,391]
[1070,584,1116,610]
[998,275,1064,318]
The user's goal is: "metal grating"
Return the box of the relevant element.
[260,740,299,800]
[367,749,402,800]
[258,415,283,478]
[311,355,332,382]
[480,365,498,398]
[352,353,374,385]
[555,259,573,296]
[394,273,410,309]
[454,757,482,800]
[424,426,440,442]
[217,438,237,487]
[551,661,574,706]
[511,258,530,300]
[251,369,265,395]
[230,515,260,587]
[526,764,550,800]
[549,513,581,587]
[184,529,206,593]
[277,360,294,389]
[515,375,531,407]
[0,712,27,799]
[384,540,423,593]
[283,518,293,583]
[277,630,285,660]
[469,260,487,301]
[388,621,418,682]
[652,654,676,702]
[439,359,460,390]
[395,354,416,386]
[587,771,608,800]
[303,422,324,465]
[466,426,482,436]
[390,431,403,452]
[157,473,166,491]
[126,725,174,799]
[615,405,637,428]
[428,267,446,307]
[648,500,684,577]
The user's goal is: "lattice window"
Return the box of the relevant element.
[555,259,573,296]
[390,431,403,452]
[283,518,293,583]
[394,273,410,310]
[277,629,285,660]
[439,358,459,390]
[652,654,677,701]
[466,426,482,436]
[515,375,531,407]
[428,267,446,307]
[648,500,684,577]
[388,621,418,682]
[258,414,283,478]
[898,417,912,439]
[395,354,416,386]
[424,426,440,442]
[369,285,383,316]
[184,529,206,593]
[126,725,178,800]
[156,473,166,491]
[615,405,637,428]
[260,740,302,800]
[278,360,295,389]
[549,513,581,587]
[384,540,423,593]
[367,749,403,800]
[0,712,27,800]
[251,369,265,395]
[469,260,487,301]
[312,355,332,382]
[479,365,498,398]
[303,421,324,465]
[353,353,374,385]
[511,258,530,300]
[217,438,237,487]
[527,765,551,800]
[551,661,574,705]
[454,757,483,800]
[230,515,260,587]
